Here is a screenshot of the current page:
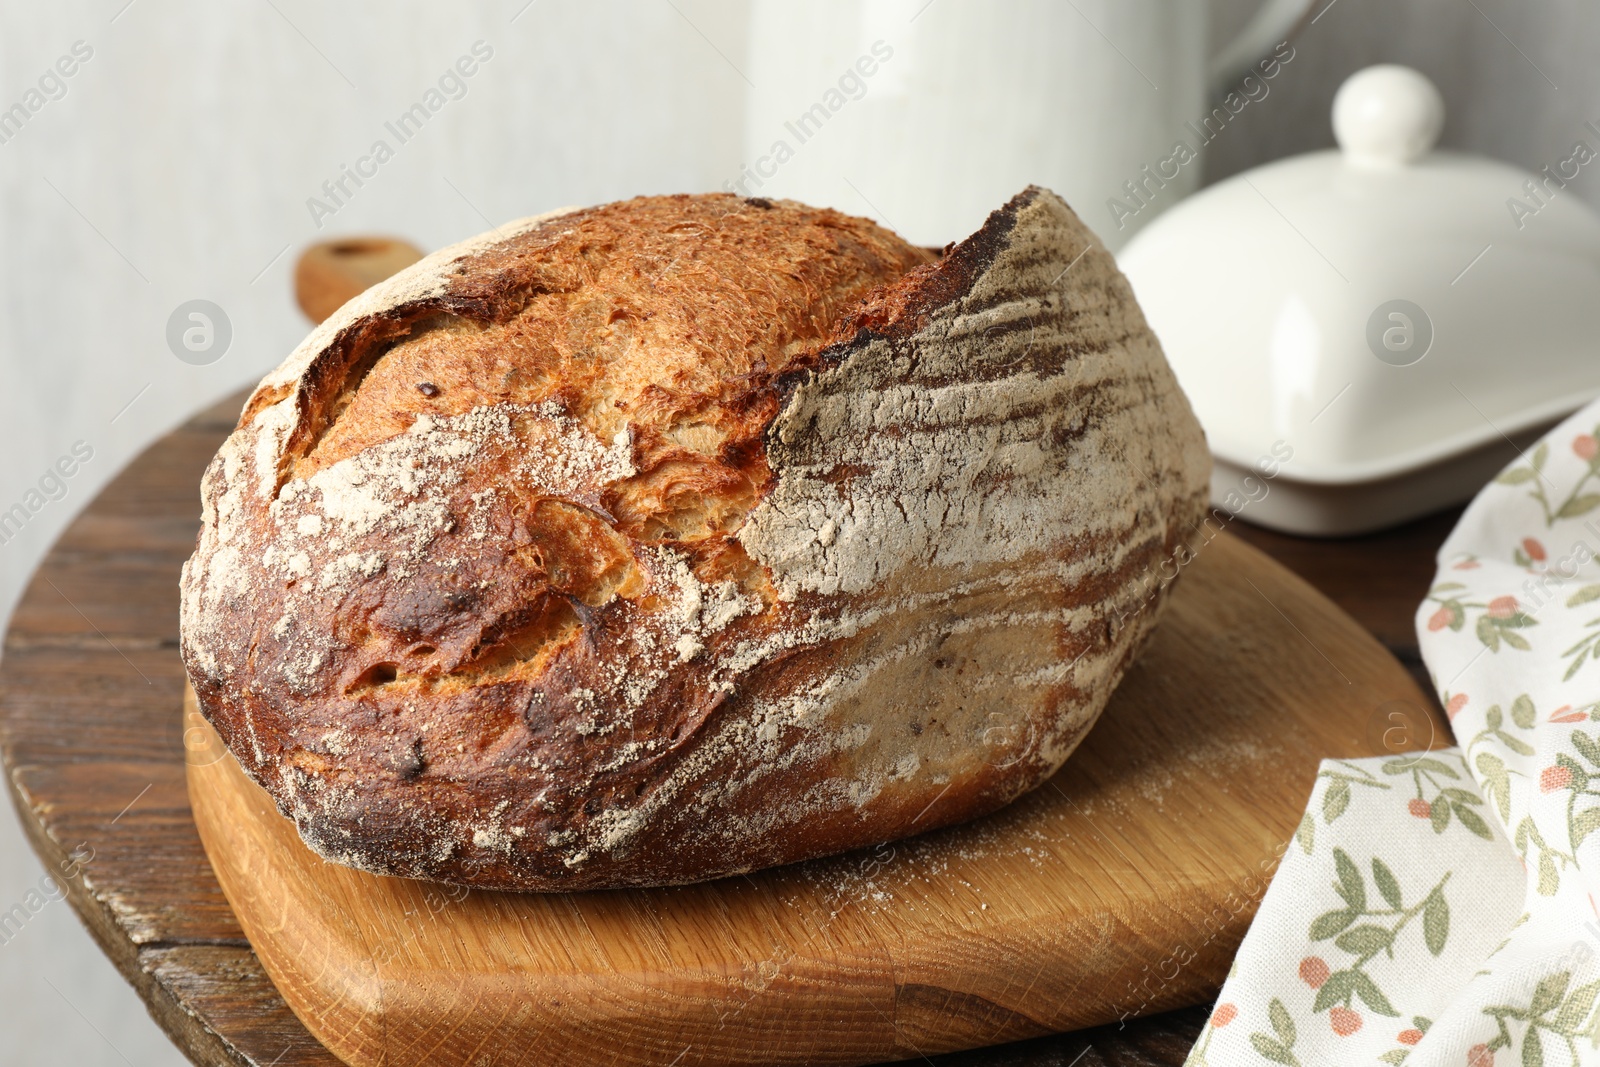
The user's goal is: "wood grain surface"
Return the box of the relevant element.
[0,387,1461,1067]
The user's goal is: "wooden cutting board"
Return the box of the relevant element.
[187,529,1442,1067]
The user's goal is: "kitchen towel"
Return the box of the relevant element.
[1187,397,1600,1067]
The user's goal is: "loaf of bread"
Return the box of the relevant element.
[180,187,1210,891]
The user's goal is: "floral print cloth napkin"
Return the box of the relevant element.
[1187,399,1600,1067]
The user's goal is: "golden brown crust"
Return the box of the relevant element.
[180,189,1210,891]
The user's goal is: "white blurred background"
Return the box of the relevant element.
[0,0,1589,1061]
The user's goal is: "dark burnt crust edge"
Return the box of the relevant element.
[804,187,1030,363]
[246,187,995,495]
[244,206,613,487]
[747,186,1039,482]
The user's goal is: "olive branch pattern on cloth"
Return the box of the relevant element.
[1493,429,1600,527]
[1182,758,1516,1067]
[1387,754,1494,841]
[1477,968,1600,1067]
[1424,581,1539,653]
[1186,401,1600,1067]
[1300,849,1450,1029]
[1559,584,1600,681]
[1295,759,1390,855]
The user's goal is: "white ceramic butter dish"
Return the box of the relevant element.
[1119,64,1600,535]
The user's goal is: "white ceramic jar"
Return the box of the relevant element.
[740,0,1313,249]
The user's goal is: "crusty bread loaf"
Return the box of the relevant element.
[180,187,1211,891]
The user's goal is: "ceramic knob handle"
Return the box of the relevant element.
[1332,65,1445,168]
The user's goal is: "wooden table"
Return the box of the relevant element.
[0,390,1459,1067]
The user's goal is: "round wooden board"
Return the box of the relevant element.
[0,389,1450,1067]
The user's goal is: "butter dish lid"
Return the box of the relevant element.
[1119,65,1600,486]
